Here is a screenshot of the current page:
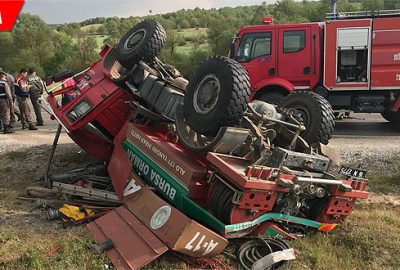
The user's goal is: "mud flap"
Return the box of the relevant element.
[87,207,168,270]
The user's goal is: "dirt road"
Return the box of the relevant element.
[0,113,72,153]
[329,113,400,174]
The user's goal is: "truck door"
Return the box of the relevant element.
[278,27,312,88]
[236,30,277,91]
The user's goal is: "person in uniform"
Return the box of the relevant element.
[0,72,14,134]
[0,68,16,129]
[27,68,44,126]
[6,72,16,126]
[14,69,37,130]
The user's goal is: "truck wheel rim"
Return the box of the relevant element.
[124,29,147,51]
[193,74,221,115]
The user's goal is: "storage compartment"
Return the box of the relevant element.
[336,27,369,83]
[323,19,371,90]
[370,17,400,89]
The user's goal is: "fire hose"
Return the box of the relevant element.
[237,237,294,270]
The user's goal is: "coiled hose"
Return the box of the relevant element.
[237,237,292,270]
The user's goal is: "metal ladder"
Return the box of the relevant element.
[326,9,400,20]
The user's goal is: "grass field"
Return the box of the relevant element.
[73,27,209,55]
[175,43,210,55]
[0,145,399,269]
[175,28,209,55]
[93,35,108,49]
[71,35,109,51]
[176,27,208,38]
[80,24,103,33]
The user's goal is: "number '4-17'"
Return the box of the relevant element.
[185,232,219,256]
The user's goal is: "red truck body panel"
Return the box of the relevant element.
[371,17,400,89]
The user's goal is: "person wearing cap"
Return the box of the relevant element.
[0,72,14,134]
[27,67,44,126]
[14,69,37,130]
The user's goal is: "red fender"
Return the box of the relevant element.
[250,78,295,100]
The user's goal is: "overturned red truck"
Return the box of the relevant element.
[43,20,368,268]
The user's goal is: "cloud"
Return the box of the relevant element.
[22,0,272,24]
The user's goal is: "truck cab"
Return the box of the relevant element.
[232,19,322,102]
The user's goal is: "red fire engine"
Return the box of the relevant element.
[231,10,400,124]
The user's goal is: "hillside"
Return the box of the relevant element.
[1,0,398,78]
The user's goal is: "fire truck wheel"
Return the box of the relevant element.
[184,56,250,136]
[257,92,285,106]
[115,20,166,70]
[381,110,400,125]
[280,91,335,145]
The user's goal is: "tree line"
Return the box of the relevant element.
[0,0,398,79]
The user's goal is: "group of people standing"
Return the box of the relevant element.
[0,68,45,134]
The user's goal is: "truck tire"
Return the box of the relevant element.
[184,56,250,136]
[381,110,400,125]
[257,92,285,106]
[280,91,335,145]
[115,20,166,70]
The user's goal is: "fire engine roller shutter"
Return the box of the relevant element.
[337,28,369,50]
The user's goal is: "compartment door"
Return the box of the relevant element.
[324,19,371,91]
[371,17,400,90]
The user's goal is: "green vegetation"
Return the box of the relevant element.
[0,14,98,77]
[0,229,107,270]
[0,2,400,269]
[1,0,397,79]
[369,167,400,194]
[291,202,400,269]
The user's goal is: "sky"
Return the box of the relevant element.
[21,0,279,24]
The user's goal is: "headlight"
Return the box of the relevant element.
[68,100,92,123]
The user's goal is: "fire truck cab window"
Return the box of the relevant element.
[237,32,271,62]
[336,28,369,83]
[283,30,305,53]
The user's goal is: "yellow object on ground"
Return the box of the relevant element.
[59,204,95,221]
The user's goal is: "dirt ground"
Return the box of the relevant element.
[0,112,400,269]
[330,113,400,174]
